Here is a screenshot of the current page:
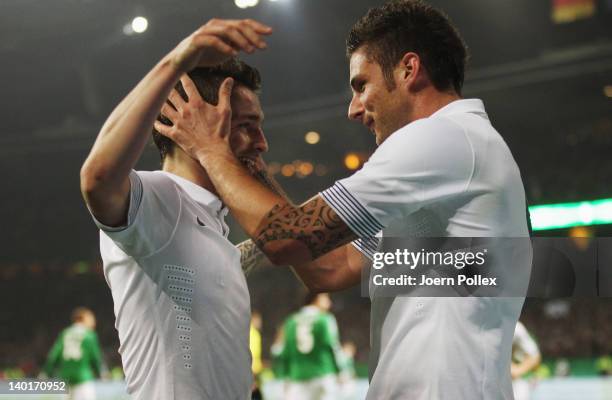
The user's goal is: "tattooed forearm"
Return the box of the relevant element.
[238,159,351,261]
[237,239,269,276]
[241,158,292,202]
[254,196,357,260]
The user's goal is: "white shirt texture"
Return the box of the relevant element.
[321,99,530,400]
[93,171,252,400]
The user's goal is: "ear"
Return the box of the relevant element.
[397,52,420,88]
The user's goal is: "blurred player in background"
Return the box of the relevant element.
[43,307,103,400]
[338,341,357,400]
[266,327,288,400]
[279,293,345,400]
[512,321,542,400]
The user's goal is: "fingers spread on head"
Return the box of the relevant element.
[154,120,172,137]
[160,102,178,122]
[180,75,200,103]
[167,89,185,109]
[218,77,234,110]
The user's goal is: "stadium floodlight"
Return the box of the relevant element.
[529,198,612,231]
[235,0,248,9]
[131,17,148,34]
[235,0,258,8]
[304,131,320,145]
[344,153,361,170]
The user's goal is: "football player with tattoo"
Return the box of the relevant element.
[156,1,531,399]
[80,18,281,400]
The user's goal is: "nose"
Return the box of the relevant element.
[252,128,268,154]
[348,94,364,122]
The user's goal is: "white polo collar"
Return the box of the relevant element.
[160,171,225,214]
[430,98,489,120]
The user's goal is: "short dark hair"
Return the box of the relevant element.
[152,59,262,163]
[346,0,468,94]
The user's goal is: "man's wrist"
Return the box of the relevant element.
[165,38,195,75]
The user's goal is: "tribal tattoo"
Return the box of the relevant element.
[254,196,357,260]
[237,239,267,276]
[235,158,293,275]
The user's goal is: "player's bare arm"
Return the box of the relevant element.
[236,239,269,276]
[227,152,365,287]
[291,244,367,292]
[253,195,357,261]
[156,79,359,265]
[237,237,365,290]
[79,18,272,227]
[234,152,295,275]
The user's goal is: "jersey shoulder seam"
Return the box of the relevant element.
[137,175,184,260]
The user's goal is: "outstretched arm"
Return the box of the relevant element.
[230,161,366,290]
[235,156,295,275]
[198,151,357,265]
[80,19,271,226]
[215,141,365,286]
[291,243,367,292]
[237,238,366,291]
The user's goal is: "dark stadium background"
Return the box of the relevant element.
[1,0,611,394]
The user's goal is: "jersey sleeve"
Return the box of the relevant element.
[320,118,474,239]
[85,331,103,377]
[320,314,338,344]
[351,232,382,261]
[322,313,344,372]
[90,171,181,258]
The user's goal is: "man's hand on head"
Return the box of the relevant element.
[155,75,235,163]
[81,18,271,229]
[171,18,272,73]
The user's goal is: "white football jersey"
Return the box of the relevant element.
[93,171,252,400]
[322,99,530,400]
